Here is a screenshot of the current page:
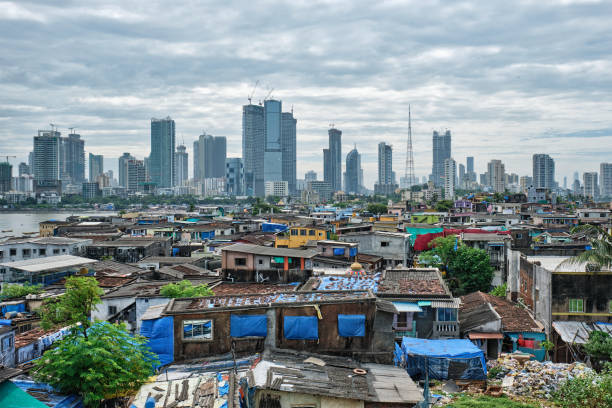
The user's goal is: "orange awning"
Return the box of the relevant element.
[468,332,503,340]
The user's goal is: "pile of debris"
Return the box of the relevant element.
[491,354,592,399]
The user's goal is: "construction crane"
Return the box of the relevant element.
[247,80,259,104]
[49,123,59,134]
[264,87,274,101]
[1,155,16,163]
[68,127,77,135]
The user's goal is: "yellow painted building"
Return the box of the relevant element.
[275,226,330,248]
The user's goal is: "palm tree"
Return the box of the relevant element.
[562,224,612,270]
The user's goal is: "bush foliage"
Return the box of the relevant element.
[160,280,214,298]
[0,283,42,299]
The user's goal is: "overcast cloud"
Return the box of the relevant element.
[1,0,611,187]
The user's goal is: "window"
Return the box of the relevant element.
[22,249,31,257]
[53,249,59,254]
[381,242,389,247]
[0,251,3,258]
[300,229,306,236]
[437,308,457,322]
[62,249,66,253]
[9,249,16,256]
[258,259,263,265]
[39,249,46,256]
[291,229,298,236]
[569,299,584,313]
[183,319,212,341]
[516,233,523,239]
[235,258,247,266]
[309,229,315,236]
[108,305,118,315]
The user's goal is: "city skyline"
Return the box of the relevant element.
[1,1,612,186]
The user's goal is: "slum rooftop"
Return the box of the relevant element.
[102,278,221,299]
[527,256,612,272]
[221,243,319,258]
[251,349,423,404]
[376,267,451,297]
[165,290,374,313]
[461,291,543,333]
[0,255,97,272]
[0,236,91,245]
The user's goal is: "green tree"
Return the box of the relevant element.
[33,322,158,407]
[0,283,42,299]
[563,224,612,270]
[448,246,494,295]
[366,203,387,215]
[418,235,494,296]
[435,199,454,212]
[40,276,103,339]
[489,283,507,297]
[160,280,214,298]
[583,331,612,371]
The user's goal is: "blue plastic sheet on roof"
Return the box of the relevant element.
[140,316,174,368]
[0,319,12,326]
[317,273,380,292]
[172,248,179,256]
[1,303,25,315]
[230,314,267,338]
[262,223,288,233]
[399,337,486,380]
[337,314,365,337]
[284,316,318,340]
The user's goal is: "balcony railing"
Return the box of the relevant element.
[433,320,459,338]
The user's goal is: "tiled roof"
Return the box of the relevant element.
[210,282,298,296]
[460,291,542,333]
[377,268,449,296]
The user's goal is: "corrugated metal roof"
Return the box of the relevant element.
[552,321,612,344]
[220,243,319,258]
[0,255,97,272]
[392,302,422,312]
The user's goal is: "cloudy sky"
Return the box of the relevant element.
[1,0,611,188]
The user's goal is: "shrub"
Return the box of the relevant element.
[159,280,214,298]
[553,370,612,408]
[1,283,43,299]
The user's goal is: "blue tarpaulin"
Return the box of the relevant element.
[1,303,25,315]
[333,248,345,256]
[349,247,357,257]
[337,314,365,337]
[262,223,289,233]
[399,337,486,380]
[0,319,12,326]
[284,316,318,340]
[140,316,174,368]
[230,314,267,338]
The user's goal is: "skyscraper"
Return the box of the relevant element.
[149,117,176,188]
[0,162,11,193]
[443,158,456,200]
[305,170,317,182]
[60,133,85,184]
[225,158,244,196]
[345,147,361,194]
[263,99,283,185]
[18,162,30,176]
[281,111,297,194]
[466,156,474,174]
[458,163,466,187]
[242,104,265,196]
[432,130,451,187]
[532,154,555,189]
[600,163,612,198]
[33,130,61,183]
[118,153,135,188]
[127,159,146,193]
[583,172,599,200]
[175,144,188,186]
[487,159,506,193]
[377,142,393,185]
[194,134,226,180]
[325,128,342,192]
[89,153,103,182]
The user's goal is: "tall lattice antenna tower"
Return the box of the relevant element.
[404,105,415,188]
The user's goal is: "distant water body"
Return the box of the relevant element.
[0,211,117,238]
